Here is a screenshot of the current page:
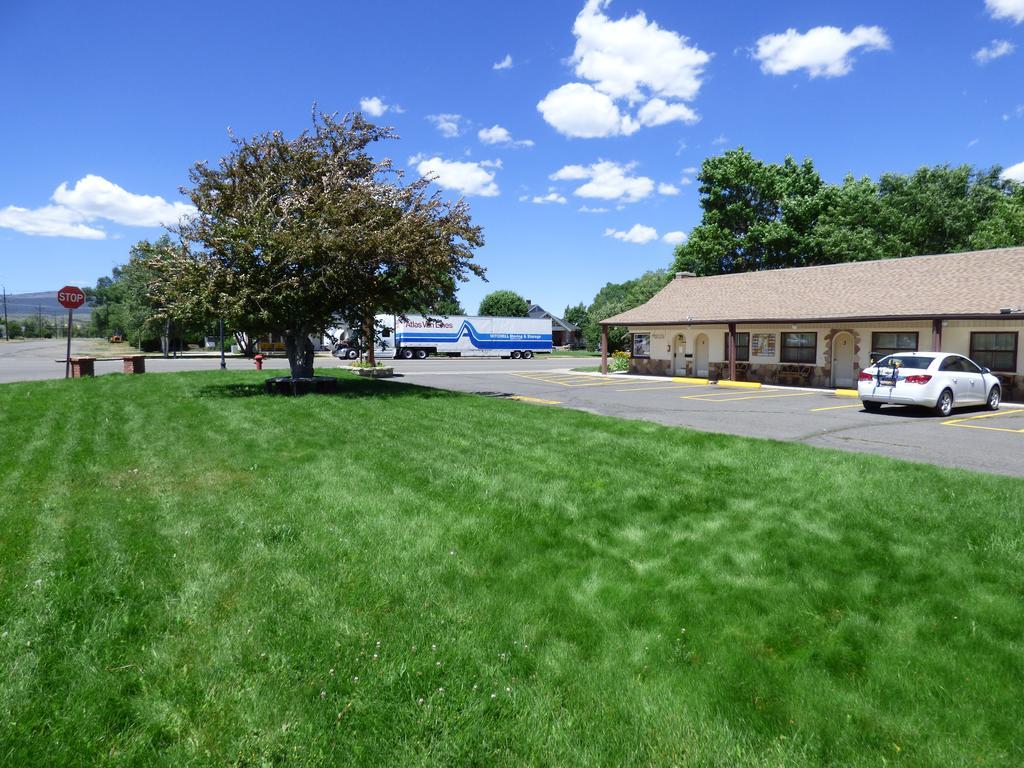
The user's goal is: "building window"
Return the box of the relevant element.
[632,333,651,358]
[871,332,917,362]
[781,332,817,364]
[970,332,1018,372]
[724,332,750,361]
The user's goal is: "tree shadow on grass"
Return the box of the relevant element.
[194,376,462,402]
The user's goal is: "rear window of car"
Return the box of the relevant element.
[875,355,934,370]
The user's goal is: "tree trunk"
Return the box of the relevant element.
[284,330,315,379]
[363,314,376,366]
[234,331,257,357]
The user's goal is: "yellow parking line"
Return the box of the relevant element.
[673,376,710,384]
[716,380,763,389]
[942,409,1024,433]
[811,403,863,412]
[509,395,562,405]
[614,383,710,392]
[682,391,815,402]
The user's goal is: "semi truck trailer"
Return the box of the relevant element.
[327,314,552,360]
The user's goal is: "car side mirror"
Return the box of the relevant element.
[981,366,991,374]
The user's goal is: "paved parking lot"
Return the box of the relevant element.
[384,365,1024,478]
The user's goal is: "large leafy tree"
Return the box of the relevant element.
[158,111,484,376]
[478,290,529,317]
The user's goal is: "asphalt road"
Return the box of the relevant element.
[382,366,1024,479]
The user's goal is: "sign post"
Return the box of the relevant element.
[57,286,86,378]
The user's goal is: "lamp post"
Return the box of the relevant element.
[219,318,226,370]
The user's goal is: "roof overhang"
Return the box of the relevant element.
[601,312,1024,327]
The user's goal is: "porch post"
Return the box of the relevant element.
[727,323,737,381]
[932,318,942,352]
[600,324,609,375]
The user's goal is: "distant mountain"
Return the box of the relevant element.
[2,291,93,319]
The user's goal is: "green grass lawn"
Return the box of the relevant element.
[548,349,600,357]
[1,370,1023,767]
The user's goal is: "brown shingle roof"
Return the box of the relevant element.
[602,247,1024,326]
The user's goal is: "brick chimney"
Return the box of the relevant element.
[675,271,696,279]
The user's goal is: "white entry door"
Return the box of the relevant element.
[694,334,709,377]
[832,332,854,387]
[673,335,687,375]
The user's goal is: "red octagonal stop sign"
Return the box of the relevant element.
[57,285,86,310]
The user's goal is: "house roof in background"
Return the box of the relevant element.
[603,248,1024,326]
[528,304,579,332]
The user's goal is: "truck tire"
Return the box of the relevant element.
[522,350,534,359]
[347,349,358,360]
[414,349,428,360]
[511,350,522,359]
[400,348,414,360]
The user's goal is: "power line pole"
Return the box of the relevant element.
[2,286,8,341]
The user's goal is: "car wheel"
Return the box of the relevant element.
[347,349,358,360]
[863,400,882,412]
[987,386,1001,411]
[415,349,428,360]
[934,388,954,417]
[401,348,414,360]
[522,350,533,360]
[511,350,522,359]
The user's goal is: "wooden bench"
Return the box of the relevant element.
[775,364,813,386]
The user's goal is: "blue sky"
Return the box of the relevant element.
[1,0,1022,314]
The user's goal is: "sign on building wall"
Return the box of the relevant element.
[752,333,776,357]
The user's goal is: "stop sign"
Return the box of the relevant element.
[57,286,86,310]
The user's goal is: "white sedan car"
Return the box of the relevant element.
[858,352,1002,416]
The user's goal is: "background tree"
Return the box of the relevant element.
[157,110,483,377]
[674,149,1023,276]
[89,236,190,350]
[582,270,670,351]
[478,290,528,317]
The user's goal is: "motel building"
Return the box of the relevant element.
[599,247,1024,401]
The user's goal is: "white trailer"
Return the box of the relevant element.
[328,314,553,360]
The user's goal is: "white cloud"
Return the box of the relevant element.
[493,54,514,70]
[974,39,1015,63]
[682,166,698,174]
[1001,160,1024,182]
[537,83,639,138]
[754,25,891,78]
[477,125,535,147]
[578,205,609,213]
[529,192,567,205]
[52,175,194,227]
[0,204,107,239]
[604,223,659,244]
[968,138,980,148]
[680,176,694,186]
[657,182,680,195]
[637,98,698,127]
[427,114,463,138]
[360,96,403,117]
[711,135,729,146]
[537,0,710,138]
[550,160,654,203]
[415,156,500,197]
[0,174,196,239]
[987,0,1024,23]
[662,230,687,245]
[572,0,710,101]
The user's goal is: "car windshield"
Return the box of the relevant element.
[875,355,934,370]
